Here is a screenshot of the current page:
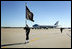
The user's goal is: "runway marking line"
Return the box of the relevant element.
[30,38,40,42]
[1,38,40,48]
[1,46,8,48]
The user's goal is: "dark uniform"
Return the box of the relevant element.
[24,25,30,40]
[60,28,64,33]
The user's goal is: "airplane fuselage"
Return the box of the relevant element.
[33,24,57,29]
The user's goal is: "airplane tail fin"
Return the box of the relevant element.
[54,21,59,26]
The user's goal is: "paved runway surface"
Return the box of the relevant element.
[1,28,71,48]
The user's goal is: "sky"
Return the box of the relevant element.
[1,1,71,27]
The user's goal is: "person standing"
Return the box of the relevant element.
[60,28,64,33]
[24,24,30,43]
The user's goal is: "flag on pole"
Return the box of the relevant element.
[26,6,34,22]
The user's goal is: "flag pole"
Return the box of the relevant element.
[25,2,27,26]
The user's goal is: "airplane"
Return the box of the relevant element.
[33,21,59,29]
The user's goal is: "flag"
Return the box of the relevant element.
[26,6,34,22]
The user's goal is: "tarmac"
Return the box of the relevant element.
[1,28,71,48]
